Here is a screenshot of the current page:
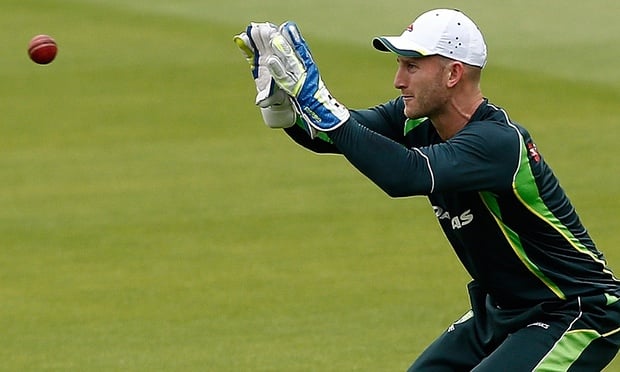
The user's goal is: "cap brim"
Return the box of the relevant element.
[372,36,429,58]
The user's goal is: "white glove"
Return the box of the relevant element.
[233,23,295,128]
[266,21,350,133]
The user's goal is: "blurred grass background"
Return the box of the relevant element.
[1,0,619,370]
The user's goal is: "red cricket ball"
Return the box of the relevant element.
[28,34,58,65]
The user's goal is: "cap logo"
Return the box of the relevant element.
[406,23,414,32]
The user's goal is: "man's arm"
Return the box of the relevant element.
[283,97,408,154]
[327,119,519,196]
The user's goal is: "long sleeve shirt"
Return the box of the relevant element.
[284,97,620,308]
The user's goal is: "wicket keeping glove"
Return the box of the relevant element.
[233,23,296,128]
[267,21,350,134]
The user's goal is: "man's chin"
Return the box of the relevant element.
[404,108,420,119]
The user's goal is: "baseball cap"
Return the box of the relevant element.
[372,9,487,68]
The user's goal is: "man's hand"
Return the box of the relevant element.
[233,23,295,128]
[266,21,350,132]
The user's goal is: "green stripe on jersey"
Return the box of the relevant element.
[535,329,601,371]
[512,150,589,258]
[606,293,620,306]
[510,132,615,280]
[479,191,565,299]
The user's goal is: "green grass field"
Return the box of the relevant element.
[1,0,619,370]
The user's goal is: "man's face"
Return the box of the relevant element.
[393,55,450,119]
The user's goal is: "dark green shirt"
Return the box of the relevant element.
[285,97,620,308]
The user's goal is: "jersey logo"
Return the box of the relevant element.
[527,322,550,329]
[527,141,541,163]
[433,206,474,230]
[448,310,473,332]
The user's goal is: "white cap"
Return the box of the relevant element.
[372,9,487,68]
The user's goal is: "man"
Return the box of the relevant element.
[235,9,620,371]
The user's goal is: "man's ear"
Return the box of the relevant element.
[447,62,464,88]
